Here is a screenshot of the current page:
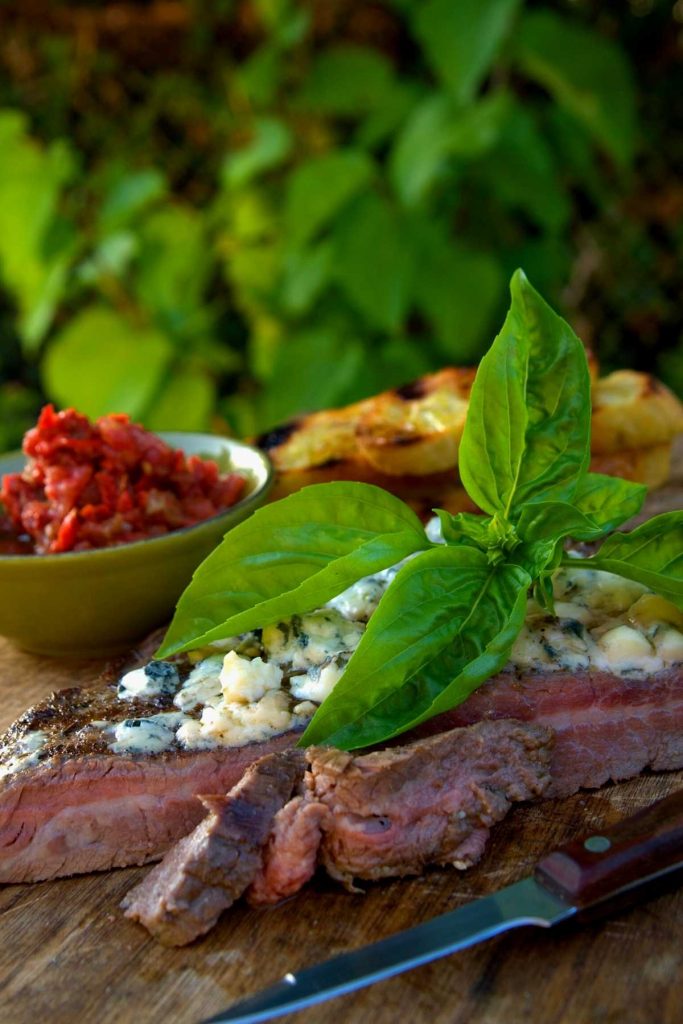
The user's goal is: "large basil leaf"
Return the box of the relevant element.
[459,269,591,518]
[157,482,430,656]
[300,546,530,750]
[517,473,646,544]
[573,473,646,529]
[575,511,683,609]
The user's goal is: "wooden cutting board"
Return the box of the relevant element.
[1,449,681,1024]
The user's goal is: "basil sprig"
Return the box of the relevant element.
[159,269,682,749]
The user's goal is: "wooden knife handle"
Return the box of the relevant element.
[535,788,683,909]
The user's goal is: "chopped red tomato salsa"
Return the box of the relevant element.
[0,406,246,554]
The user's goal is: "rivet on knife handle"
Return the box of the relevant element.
[535,788,683,908]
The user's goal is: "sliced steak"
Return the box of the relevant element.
[426,667,683,798]
[121,750,305,946]
[250,719,552,904]
[0,738,300,884]
[1,655,681,884]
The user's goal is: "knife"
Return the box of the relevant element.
[203,787,683,1024]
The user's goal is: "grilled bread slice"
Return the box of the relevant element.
[257,365,683,508]
[590,370,683,454]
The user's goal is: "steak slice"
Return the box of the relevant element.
[427,667,683,798]
[121,750,305,946]
[248,796,328,907]
[250,719,552,905]
[0,738,300,884]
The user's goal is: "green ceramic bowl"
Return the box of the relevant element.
[0,433,273,657]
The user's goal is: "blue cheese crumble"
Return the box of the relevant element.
[110,712,191,754]
[262,609,365,670]
[117,660,180,700]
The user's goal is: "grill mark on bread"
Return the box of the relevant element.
[255,420,301,451]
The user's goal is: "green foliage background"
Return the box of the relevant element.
[0,0,680,452]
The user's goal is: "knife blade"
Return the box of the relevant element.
[203,787,683,1024]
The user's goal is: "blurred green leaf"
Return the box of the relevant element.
[239,46,283,107]
[294,46,394,115]
[98,169,167,233]
[411,220,504,363]
[221,391,261,440]
[514,9,637,168]
[135,205,211,330]
[0,111,75,350]
[356,81,421,151]
[228,243,282,309]
[77,231,138,285]
[414,0,520,104]
[280,241,333,315]
[273,6,309,48]
[285,151,374,247]
[545,106,607,205]
[474,103,571,232]
[43,306,171,418]
[389,94,453,207]
[222,118,293,189]
[448,90,512,158]
[371,338,433,393]
[390,90,511,206]
[219,188,282,315]
[145,367,216,431]
[333,192,413,332]
[658,345,683,400]
[258,323,364,428]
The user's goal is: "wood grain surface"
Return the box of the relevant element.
[0,447,682,1024]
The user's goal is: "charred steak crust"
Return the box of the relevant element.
[121,750,306,946]
[249,720,553,906]
[0,634,180,765]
